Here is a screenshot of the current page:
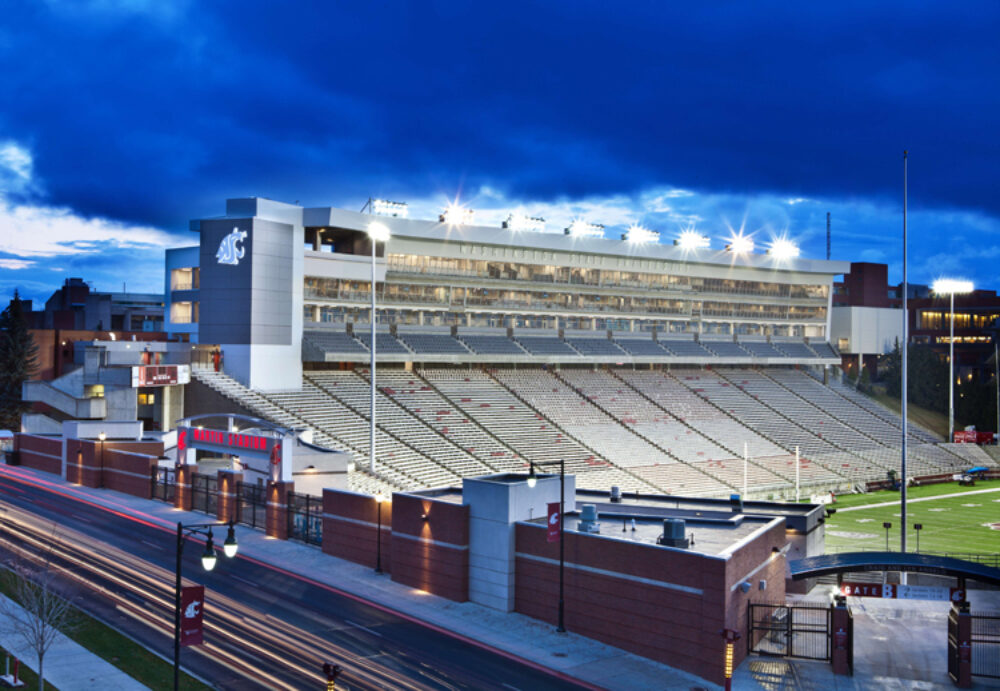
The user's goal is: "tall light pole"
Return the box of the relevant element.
[174,520,238,690]
[901,150,908,555]
[367,221,391,474]
[526,460,566,633]
[932,279,974,442]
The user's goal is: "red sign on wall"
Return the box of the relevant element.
[547,502,561,543]
[131,365,191,387]
[180,585,205,647]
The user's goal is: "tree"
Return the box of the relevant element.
[880,340,948,412]
[0,291,38,431]
[0,560,77,691]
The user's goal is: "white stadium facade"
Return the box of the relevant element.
[163,197,993,497]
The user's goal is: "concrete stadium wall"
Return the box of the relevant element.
[390,494,469,602]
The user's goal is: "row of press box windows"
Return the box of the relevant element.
[304,278,827,321]
[303,306,821,338]
[386,254,830,299]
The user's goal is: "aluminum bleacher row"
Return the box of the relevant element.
[302,328,841,362]
[192,361,996,499]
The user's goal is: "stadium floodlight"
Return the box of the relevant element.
[371,198,408,218]
[564,220,605,238]
[439,204,475,226]
[674,230,710,250]
[726,234,755,255]
[367,221,391,243]
[768,238,800,260]
[933,278,975,443]
[502,213,547,232]
[622,225,660,244]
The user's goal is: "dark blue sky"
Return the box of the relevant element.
[2,1,998,303]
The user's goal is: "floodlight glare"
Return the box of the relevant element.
[768,238,800,260]
[502,214,547,232]
[564,220,605,238]
[675,230,710,250]
[439,204,475,226]
[367,221,391,243]
[932,279,974,295]
[622,225,659,244]
[726,234,755,255]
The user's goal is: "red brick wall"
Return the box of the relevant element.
[104,449,158,499]
[65,438,98,486]
[266,481,293,539]
[515,522,742,686]
[15,434,62,475]
[175,465,194,511]
[390,494,469,602]
[723,520,789,673]
[217,471,243,524]
[322,489,392,573]
[64,439,163,490]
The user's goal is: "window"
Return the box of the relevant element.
[138,393,156,406]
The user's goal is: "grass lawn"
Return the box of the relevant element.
[824,479,1000,555]
[0,645,51,690]
[0,575,211,691]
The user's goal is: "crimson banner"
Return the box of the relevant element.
[180,585,205,647]
[547,502,561,543]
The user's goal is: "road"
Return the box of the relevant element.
[0,471,591,690]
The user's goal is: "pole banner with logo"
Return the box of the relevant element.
[180,585,205,646]
[547,502,561,543]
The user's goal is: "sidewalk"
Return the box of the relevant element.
[0,593,148,690]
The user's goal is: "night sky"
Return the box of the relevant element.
[2,1,998,304]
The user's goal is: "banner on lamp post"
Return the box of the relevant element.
[180,585,205,647]
[547,502,561,543]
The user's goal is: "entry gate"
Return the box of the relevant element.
[151,467,175,503]
[971,612,1000,679]
[236,481,266,530]
[287,491,323,546]
[749,603,832,661]
[191,473,218,516]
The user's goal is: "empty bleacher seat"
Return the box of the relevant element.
[459,335,526,355]
[303,330,367,354]
[565,338,627,356]
[614,338,670,356]
[658,340,714,357]
[702,341,749,357]
[354,332,411,354]
[397,332,471,354]
[515,336,580,356]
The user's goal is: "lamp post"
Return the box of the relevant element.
[367,221,391,474]
[882,521,892,551]
[174,520,238,691]
[98,431,106,488]
[374,490,386,574]
[932,279,974,442]
[526,459,566,633]
[914,523,923,553]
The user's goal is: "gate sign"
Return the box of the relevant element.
[841,582,965,601]
[180,585,205,646]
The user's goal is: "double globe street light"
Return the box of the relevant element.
[174,520,238,690]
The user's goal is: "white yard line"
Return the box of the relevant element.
[837,486,1000,512]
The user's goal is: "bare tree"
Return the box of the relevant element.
[0,562,77,691]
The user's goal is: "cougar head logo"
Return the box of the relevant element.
[184,600,201,619]
[216,227,247,265]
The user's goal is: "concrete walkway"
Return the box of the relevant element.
[0,593,148,690]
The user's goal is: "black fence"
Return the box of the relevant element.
[237,481,267,530]
[971,612,1000,678]
[748,602,831,661]
[287,491,323,546]
[191,473,218,516]
[151,467,175,504]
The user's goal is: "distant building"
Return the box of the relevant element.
[25,277,164,332]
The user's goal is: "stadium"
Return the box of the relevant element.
[161,196,994,497]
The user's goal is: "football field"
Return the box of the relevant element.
[822,479,1000,556]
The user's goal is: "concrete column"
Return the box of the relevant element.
[217,470,243,524]
[266,480,293,539]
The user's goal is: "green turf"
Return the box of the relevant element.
[824,481,1000,556]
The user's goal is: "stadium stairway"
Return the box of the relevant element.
[191,366,410,493]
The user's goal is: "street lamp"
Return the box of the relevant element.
[882,521,892,551]
[174,520,238,691]
[932,279,974,442]
[526,460,566,633]
[367,221,391,474]
[914,523,923,553]
[374,490,386,574]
